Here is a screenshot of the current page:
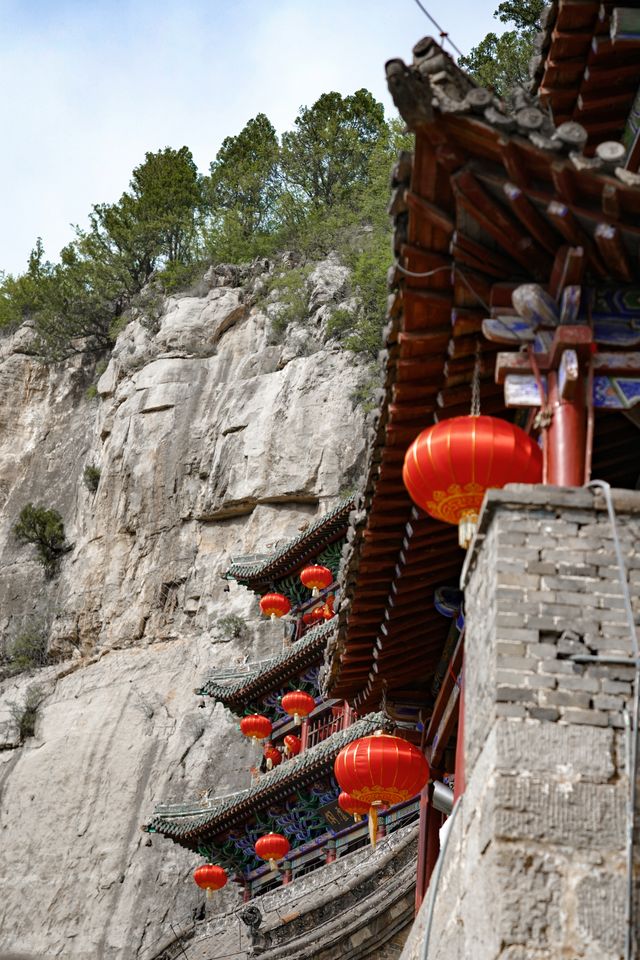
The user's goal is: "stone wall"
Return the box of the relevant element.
[401,485,640,960]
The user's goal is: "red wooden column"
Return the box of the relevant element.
[415,783,430,911]
[546,371,586,486]
[300,718,309,752]
[325,839,337,864]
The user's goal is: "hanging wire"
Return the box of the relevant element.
[409,0,465,58]
[470,341,481,417]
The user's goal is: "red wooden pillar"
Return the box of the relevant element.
[325,839,337,864]
[415,782,441,912]
[281,863,292,885]
[341,701,352,730]
[546,371,586,486]
[243,880,251,902]
[415,783,430,911]
[300,718,309,752]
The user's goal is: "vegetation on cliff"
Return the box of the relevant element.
[458,0,545,95]
[0,89,406,362]
[13,503,72,578]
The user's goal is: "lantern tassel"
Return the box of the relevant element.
[368,807,378,850]
[354,814,361,823]
[312,586,320,597]
[266,758,273,771]
[206,888,212,900]
[458,510,479,549]
[269,858,277,872]
[294,713,301,725]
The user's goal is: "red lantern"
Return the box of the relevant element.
[283,734,302,756]
[403,415,542,548]
[263,743,282,770]
[310,604,325,621]
[255,832,290,870]
[259,592,291,619]
[193,863,228,898]
[338,791,371,822]
[300,564,333,597]
[335,733,430,847]
[240,714,272,742]
[281,690,316,725]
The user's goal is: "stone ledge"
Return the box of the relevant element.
[461,485,640,588]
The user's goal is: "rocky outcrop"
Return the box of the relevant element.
[0,256,369,959]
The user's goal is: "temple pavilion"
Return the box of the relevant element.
[146,497,421,901]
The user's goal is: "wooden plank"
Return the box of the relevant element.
[397,329,451,356]
[592,352,640,373]
[593,222,633,281]
[502,181,561,256]
[611,7,640,41]
[550,27,592,59]
[483,316,536,344]
[559,348,580,400]
[546,202,608,277]
[504,374,546,407]
[453,230,522,275]
[549,245,586,299]
[593,376,640,408]
[549,324,594,366]
[453,170,552,279]
[404,190,455,237]
[402,289,453,329]
[496,351,640,383]
[451,307,484,336]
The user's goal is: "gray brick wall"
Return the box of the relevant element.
[402,485,640,960]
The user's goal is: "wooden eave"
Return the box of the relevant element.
[323,36,640,715]
[533,0,640,146]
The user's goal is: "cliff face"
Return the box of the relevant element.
[0,256,368,960]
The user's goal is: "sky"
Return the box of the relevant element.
[0,0,506,275]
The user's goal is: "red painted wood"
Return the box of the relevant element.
[547,372,587,486]
[415,783,430,913]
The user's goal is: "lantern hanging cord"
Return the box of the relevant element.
[409,0,464,58]
[470,341,481,416]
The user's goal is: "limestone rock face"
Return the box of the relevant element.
[0,257,368,959]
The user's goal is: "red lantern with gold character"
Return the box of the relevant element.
[240,714,272,742]
[338,791,371,822]
[283,734,302,756]
[281,690,316,725]
[255,832,290,871]
[300,564,333,597]
[193,863,228,898]
[259,592,291,619]
[403,415,542,548]
[334,733,430,847]
[263,743,282,770]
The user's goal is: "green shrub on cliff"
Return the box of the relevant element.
[3,626,50,675]
[14,503,72,578]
